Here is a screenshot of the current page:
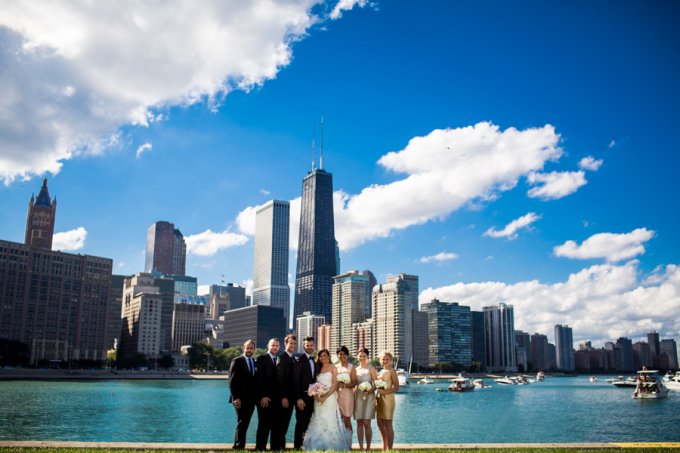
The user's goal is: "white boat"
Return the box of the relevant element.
[417,377,434,384]
[589,376,598,382]
[632,369,670,399]
[612,376,637,388]
[473,378,491,388]
[536,371,545,381]
[396,368,410,387]
[663,371,680,392]
[511,376,530,385]
[494,376,515,385]
[448,374,475,392]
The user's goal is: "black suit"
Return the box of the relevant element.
[276,352,296,449]
[255,353,281,451]
[293,353,316,449]
[229,355,257,449]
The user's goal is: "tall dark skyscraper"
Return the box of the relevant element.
[294,165,337,324]
[145,221,186,276]
[25,178,57,249]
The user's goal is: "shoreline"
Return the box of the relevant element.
[3,440,680,450]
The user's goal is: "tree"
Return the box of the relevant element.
[188,342,216,370]
[158,354,175,369]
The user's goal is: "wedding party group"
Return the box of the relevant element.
[228,335,400,451]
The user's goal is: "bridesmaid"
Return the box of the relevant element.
[354,348,379,450]
[376,351,399,451]
[335,346,357,436]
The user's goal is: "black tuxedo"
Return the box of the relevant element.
[229,355,257,449]
[255,353,281,451]
[276,352,297,449]
[293,353,316,449]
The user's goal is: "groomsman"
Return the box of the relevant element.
[293,336,316,449]
[276,334,297,449]
[255,338,281,451]
[229,339,257,450]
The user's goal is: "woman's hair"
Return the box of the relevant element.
[357,347,370,357]
[380,350,393,361]
[315,348,331,374]
[336,345,350,356]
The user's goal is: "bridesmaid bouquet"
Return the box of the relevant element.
[373,379,388,398]
[357,381,372,399]
[337,369,351,385]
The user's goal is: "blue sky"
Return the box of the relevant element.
[1,0,679,345]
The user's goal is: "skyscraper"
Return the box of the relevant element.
[294,165,337,324]
[554,324,575,371]
[253,200,291,327]
[372,274,420,365]
[145,221,186,276]
[25,178,57,249]
[483,303,517,372]
[330,270,372,351]
[421,299,472,368]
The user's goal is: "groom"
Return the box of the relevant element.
[293,336,316,449]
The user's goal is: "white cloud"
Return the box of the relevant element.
[420,261,680,345]
[259,188,271,196]
[527,170,587,200]
[52,226,87,251]
[608,140,616,149]
[0,1,320,184]
[578,156,603,171]
[135,142,152,158]
[554,228,655,263]
[185,229,249,256]
[329,0,369,19]
[419,251,458,264]
[231,122,563,251]
[483,212,541,240]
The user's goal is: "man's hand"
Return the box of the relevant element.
[296,398,305,410]
[233,398,242,410]
[282,397,289,409]
[260,397,271,408]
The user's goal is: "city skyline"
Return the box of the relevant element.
[1,1,679,347]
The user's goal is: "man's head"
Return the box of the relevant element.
[243,340,255,357]
[284,334,297,354]
[268,338,280,355]
[303,336,315,355]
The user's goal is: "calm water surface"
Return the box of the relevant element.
[0,377,678,443]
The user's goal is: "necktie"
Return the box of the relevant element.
[308,355,314,377]
[272,356,277,365]
[248,357,254,375]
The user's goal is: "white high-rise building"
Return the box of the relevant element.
[483,303,517,372]
[331,270,372,352]
[295,311,326,352]
[372,274,419,365]
[554,324,575,371]
[253,200,290,327]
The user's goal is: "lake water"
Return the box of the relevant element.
[1,377,678,444]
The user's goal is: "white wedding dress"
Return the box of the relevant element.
[302,372,352,451]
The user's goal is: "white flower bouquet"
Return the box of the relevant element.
[373,379,388,398]
[337,372,351,384]
[357,381,372,400]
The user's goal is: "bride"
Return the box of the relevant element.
[303,349,352,451]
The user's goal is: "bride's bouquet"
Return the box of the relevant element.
[307,382,329,402]
[336,368,350,385]
[357,381,372,399]
[373,379,388,398]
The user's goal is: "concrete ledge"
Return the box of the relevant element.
[2,441,680,449]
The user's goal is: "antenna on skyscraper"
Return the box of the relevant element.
[319,115,324,170]
[311,130,316,171]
